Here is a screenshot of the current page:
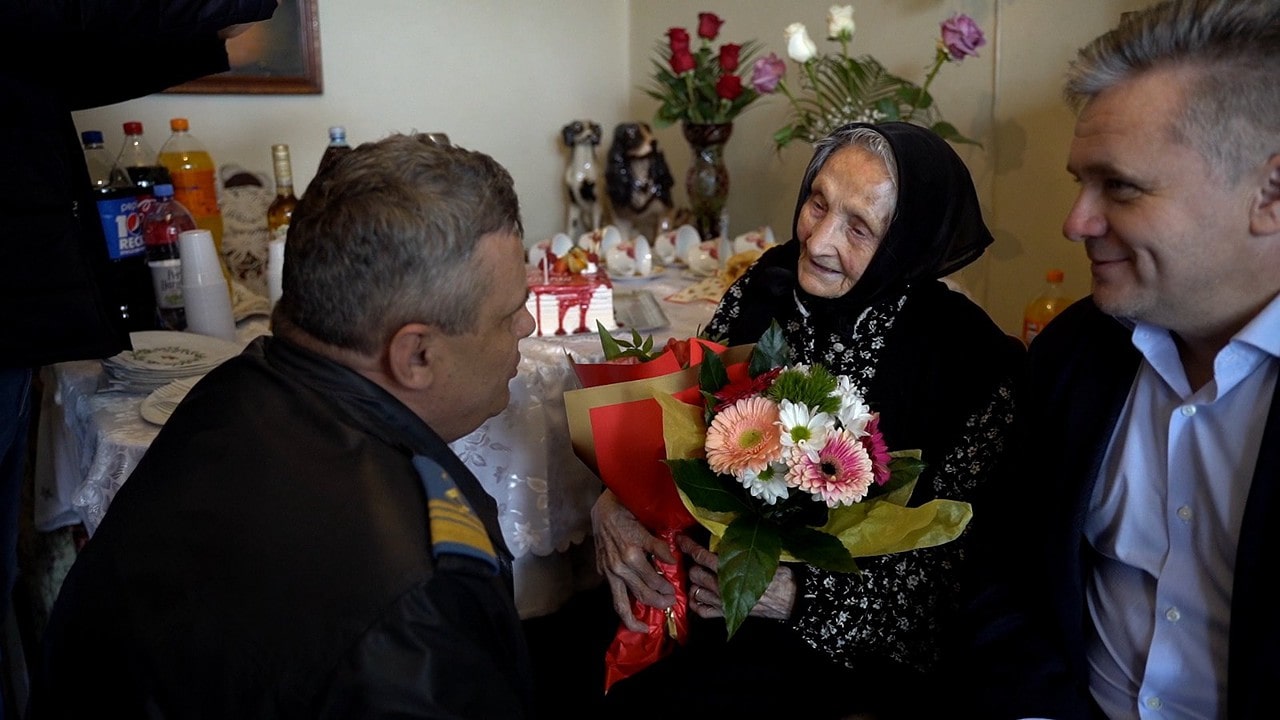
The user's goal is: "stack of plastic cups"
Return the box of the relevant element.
[178,229,237,342]
[267,238,286,310]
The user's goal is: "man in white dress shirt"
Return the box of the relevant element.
[962,1,1280,718]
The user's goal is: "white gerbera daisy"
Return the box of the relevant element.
[777,398,834,452]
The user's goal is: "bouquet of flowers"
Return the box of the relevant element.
[645,11,778,127]
[656,321,972,636]
[767,4,987,150]
[566,322,972,684]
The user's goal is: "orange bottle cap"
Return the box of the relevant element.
[170,117,190,132]
[1047,269,1065,283]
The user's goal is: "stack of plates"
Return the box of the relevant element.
[101,331,243,393]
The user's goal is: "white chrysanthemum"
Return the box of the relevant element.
[834,375,874,436]
[740,462,791,505]
[777,398,834,452]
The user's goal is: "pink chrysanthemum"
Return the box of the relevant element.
[787,428,873,507]
[860,414,892,486]
[705,396,783,477]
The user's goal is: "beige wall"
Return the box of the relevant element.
[73,0,1152,336]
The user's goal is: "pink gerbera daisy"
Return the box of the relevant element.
[705,396,783,477]
[787,428,874,507]
[860,415,892,486]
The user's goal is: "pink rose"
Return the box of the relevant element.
[940,14,985,61]
[716,74,743,100]
[697,12,724,40]
[718,43,741,71]
[670,49,695,74]
[668,27,690,54]
[750,53,786,93]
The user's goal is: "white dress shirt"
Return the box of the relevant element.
[1082,294,1280,719]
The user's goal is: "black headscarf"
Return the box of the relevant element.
[746,122,993,336]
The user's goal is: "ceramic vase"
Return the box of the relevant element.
[682,122,733,241]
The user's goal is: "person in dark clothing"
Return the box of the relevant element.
[592,122,1024,719]
[0,3,276,717]
[959,2,1280,718]
[27,133,538,718]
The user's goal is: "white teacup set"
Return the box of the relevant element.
[605,236,654,278]
[652,224,701,267]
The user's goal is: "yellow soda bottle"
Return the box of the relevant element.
[158,118,229,284]
[1022,269,1068,345]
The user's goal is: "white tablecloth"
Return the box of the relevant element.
[33,272,717,617]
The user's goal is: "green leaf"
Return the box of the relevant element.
[668,459,751,514]
[780,525,861,573]
[718,516,782,638]
[748,320,790,374]
[698,350,729,395]
[596,320,624,359]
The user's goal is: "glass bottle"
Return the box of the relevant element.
[83,130,156,331]
[143,183,196,330]
[267,143,298,245]
[1022,268,1068,345]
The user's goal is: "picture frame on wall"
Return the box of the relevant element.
[166,0,322,95]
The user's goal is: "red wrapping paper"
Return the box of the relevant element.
[565,340,752,692]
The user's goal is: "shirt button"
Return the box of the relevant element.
[1166,607,1181,622]
[1180,405,1196,417]
[1177,506,1193,521]
[1146,696,1163,710]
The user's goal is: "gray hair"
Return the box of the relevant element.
[276,133,522,354]
[803,124,899,216]
[1064,0,1280,181]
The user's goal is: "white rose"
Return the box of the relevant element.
[784,22,818,63]
[826,5,855,41]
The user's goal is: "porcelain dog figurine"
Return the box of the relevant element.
[605,122,674,242]
[561,120,603,237]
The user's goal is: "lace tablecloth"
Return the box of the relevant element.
[33,273,716,617]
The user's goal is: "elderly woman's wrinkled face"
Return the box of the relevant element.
[796,146,896,299]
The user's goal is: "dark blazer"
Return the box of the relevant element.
[962,297,1280,720]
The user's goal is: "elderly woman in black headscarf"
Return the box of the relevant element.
[592,122,1025,719]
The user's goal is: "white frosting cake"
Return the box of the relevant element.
[526,246,615,337]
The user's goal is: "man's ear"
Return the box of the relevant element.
[1250,153,1280,236]
[386,322,436,390]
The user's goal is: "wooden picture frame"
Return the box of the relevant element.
[166,0,322,95]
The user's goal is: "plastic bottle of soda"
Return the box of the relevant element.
[1022,269,1068,345]
[143,183,197,330]
[83,130,157,332]
[115,120,171,204]
[158,118,225,260]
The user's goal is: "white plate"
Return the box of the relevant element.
[118,331,242,371]
[607,267,666,283]
[140,374,205,426]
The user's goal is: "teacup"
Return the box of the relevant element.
[685,240,720,277]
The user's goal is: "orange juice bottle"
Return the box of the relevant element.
[158,118,228,282]
[1022,269,1068,345]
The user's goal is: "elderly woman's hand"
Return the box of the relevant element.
[678,535,796,621]
[591,489,677,632]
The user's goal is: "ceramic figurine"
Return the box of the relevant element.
[605,122,674,242]
[561,120,603,238]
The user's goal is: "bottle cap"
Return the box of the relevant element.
[329,126,346,141]
[82,130,104,145]
[154,183,174,198]
[170,117,190,132]
[1047,269,1065,283]
[123,121,143,135]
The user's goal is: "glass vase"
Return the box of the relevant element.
[682,122,733,242]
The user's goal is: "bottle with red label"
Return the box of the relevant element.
[83,130,157,331]
[143,183,196,330]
